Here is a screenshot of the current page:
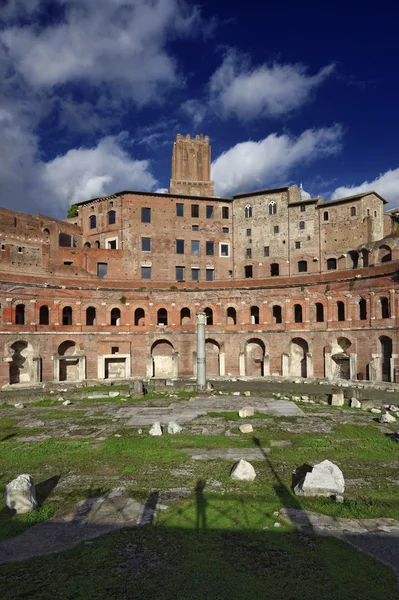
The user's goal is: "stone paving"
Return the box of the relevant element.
[180,447,271,460]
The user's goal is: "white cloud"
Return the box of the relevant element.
[209,51,334,120]
[0,0,200,105]
[41,135,157,210]
[331,168,399,208]
[212,125,343,197]
[181,99,208,126]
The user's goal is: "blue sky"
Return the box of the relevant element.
[0,0,398,218]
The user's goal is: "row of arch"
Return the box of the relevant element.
[10,296,393,327]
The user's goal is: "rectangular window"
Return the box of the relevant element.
[222,206,229,219]
[220,243,229,257]
[245,265,253,278]
[111,346,119,354]
[206,241,214,256]
[206,205,214,219]
[176,239,185,254]
[274,225,279,233]
[191,268,200,281]
[176,203,184,217]
[295,241,301,249]
[141,207,151,223]
[141,266,151,279]
[206,268,214,281]
[97,263,108,278]
[222,227,229,234]
[63,261,73,266]
[264,246,269,257]
[192,240,200,255]
[191,204,199,218]
[246,248,252,259]
[192,224,199,231]
[107,239,117,249]
[246,228,251,236]
[142,237,151,252]
[301,204,306,212]
[176,266,185,281]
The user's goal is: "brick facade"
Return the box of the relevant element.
[0,134,398,386]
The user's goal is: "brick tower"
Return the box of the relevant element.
[169,133,215,197]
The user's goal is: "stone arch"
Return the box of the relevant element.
[250,305,259,324]
[151,339,175,377]
[204,307,213,325]
[226,307,237,325]
[378,245,392,263]
[62,306,72,325]
[272,305,282,324]
[134,308,145,326]
[57,340,79,382]
[205,339,220,376]
[15,304,25,325]
[110,307,121,326]
[315,302,324,322]
[9,341,34,384]
[268,201,277,215]
[294,304,303,323]
[39,305,49,325]
[84,242,91,248]
[157,308,168,326]
[180,307,191,325]
[94,240,100,248]
[290,338,309,378]
[245,338,265,376]
[380,336,392,382]
[86,306,96,326]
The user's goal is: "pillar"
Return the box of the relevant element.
[306,352,313,378]
[263,354,270,377]
[282,352,290,377]
[219,352,225,376]
[146,354,153,378]
[349,353,358,380]
[239,352,245,376]
[193,352,197,377]
[196,312,207,391]
[78,355,86,381]
[172,352,179,377]
[324,352,333,380]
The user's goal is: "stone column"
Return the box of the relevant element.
[193,352,197,377]
[390,357,395,384]
[324,352,333,380]
[282,353,290,377]
[306,352,314,378]
[263,354,270,377]
[349,353,358,380]
[98,356,105,379]
[239,352,245,376]
[172,352,179,377]
[219,352,225,377]
[146,354,153,378]
[32,356,41,384]
[53,356,60,382]
[78,355,86,381]
[196,312,207,391]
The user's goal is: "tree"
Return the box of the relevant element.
[67,204,78,218]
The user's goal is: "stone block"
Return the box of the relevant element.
[238,406,254,418]
[4,474,38,514]
[230,459,256,482]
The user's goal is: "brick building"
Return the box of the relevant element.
[0,134,398,387]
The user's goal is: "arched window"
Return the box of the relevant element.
[43,228,50,235]
[315,303,324,322]
[299,221,305,230]
[244,204,252,218]
[204,307,213,325]
[94,240,100,248]
[361,249,369,267]
[272,305,282,324]
[134,308,145,326]
[359,299,367,320]
[323,211,329,221]
[62,306,72,325]
[327,258,337,270]
[227,307,237,325]
[59,233,72,247]
[298,260,307,273]
[84,242,91,248]
[349,251,359,268]
[110,308,121,326]
[250,305,259,325]
[270,263,279,276]
[89,215,96,229]
[108,210,116,225]
[379,245,392,263]
[350,206,356,216]
[39,305,49,325]
[157,308,168,326]
[337,301,345,321]
[294,304,303,323]
[86,306,96,326]
[380,297,390,319]
[15,304,25,325]
[180,307,191,325]
[268,201,277,215]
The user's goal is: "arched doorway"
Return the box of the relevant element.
[245,338,265,376]
[58,340,79,381]
[151,340,174,377]
[9,341,33,384]
[331,337,351,379]
[380,336,392,382]
[290,338,309,377]
[206,339,220,376]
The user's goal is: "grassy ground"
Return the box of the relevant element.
[0,393,398,598]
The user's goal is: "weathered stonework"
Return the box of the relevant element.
[0,134,398,387]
